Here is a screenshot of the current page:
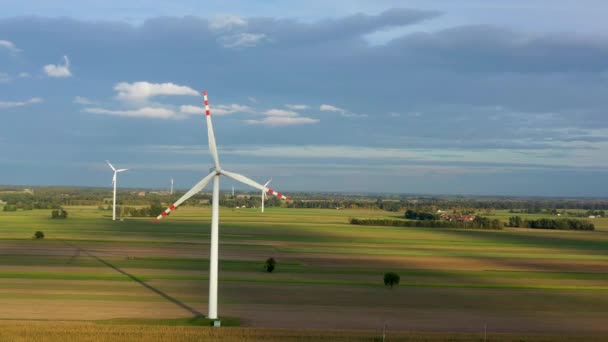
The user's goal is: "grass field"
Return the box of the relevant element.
[1,206,607,340]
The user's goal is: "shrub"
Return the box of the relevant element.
[384,272,400,288]
[264,257,276,273]
[51,209,68,219]
[33,231,45,239]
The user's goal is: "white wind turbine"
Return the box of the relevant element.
[154,91,291,320]
[261,178,272,213]
[170,177,174,194]
[106,160,128,221]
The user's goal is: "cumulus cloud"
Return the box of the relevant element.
[285,104,309,110]
[246,107,320,126]
[43,55,72,78]
[209,15,247,30]
[0,40,20,53]
[320,104,367,118]
[264,109,298,117]
[73,96,96,105]
[246,116,319,126]
[83,107,176,119]
[179,105,205,114]
[219,33,267,48]
[115,81,199,102]
[180,103,252,115]
[0,97,42,108]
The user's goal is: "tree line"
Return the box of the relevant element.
[506,216,594,230]
[350,217,503,230]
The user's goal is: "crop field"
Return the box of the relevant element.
[1,206,607,340]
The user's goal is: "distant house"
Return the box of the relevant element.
[456,215,474,222]
[137,191,146,197]
[588,215,596,219]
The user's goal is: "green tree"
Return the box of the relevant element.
[384,272,400,288]
[264,257,276,273]
[33,231,44,239]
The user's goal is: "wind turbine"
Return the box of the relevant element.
[170,178,174,194]
[154,91,291,320]
[106,160,128,221]
[261,178,272,213]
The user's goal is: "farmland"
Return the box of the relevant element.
[1,206,607,340]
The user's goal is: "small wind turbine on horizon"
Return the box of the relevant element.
[261,178,272,213]
[154,90,291,320]
[170,177,174,194]
[106,160,128,221]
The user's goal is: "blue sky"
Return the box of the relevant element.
[1,1,608,196]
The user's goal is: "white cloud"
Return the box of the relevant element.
[248,97,258,103]
[320,103,367,118]
[264,109,298,117]
[73,96,96,105]
[84,107,176,119]
[319,104,343,113]
[216,104,253,115]
[180,103,252,115]
[246,116,319,126]
[179,105,205,115]
[219,33,267,48]
[218,144,608,170]
[18,72,31,78]
[209,15,247,30]
[43,55,72,78]
[0,40,20,53]
[285,104,309,110]
[115,81,198,102]
[0,97,42,108]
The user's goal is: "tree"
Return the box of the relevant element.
[51,208,68,219]
[33,231,44,239]
[264,257,276,273]
[384,272,400,288]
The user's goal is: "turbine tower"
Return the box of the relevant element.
[106,160,128,221]
[170,178,174,194]
[261,179,272,213]
[154,91,291,320]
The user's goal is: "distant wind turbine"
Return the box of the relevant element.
[261,178,272,213]
[106,160,128,221]
[154,91,291,320]
[170,178,174,194]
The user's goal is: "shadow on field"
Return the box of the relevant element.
[63,242,204,318]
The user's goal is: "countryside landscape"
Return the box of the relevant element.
[2,1,608,341]
[1,188,607,341]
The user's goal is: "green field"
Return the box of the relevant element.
[1,206,607,340]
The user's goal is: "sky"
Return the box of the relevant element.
[1,1,608,196]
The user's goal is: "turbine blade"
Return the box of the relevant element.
[263,179,272,187]
[204,91,221,169]
[106,160,116,171]
[154,171,215,221]
[116,168,128,172]
[223,170,291,201]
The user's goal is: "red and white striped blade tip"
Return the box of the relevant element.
[267,188,291,201]
[153,204,177,221]
[203,90,211,116]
